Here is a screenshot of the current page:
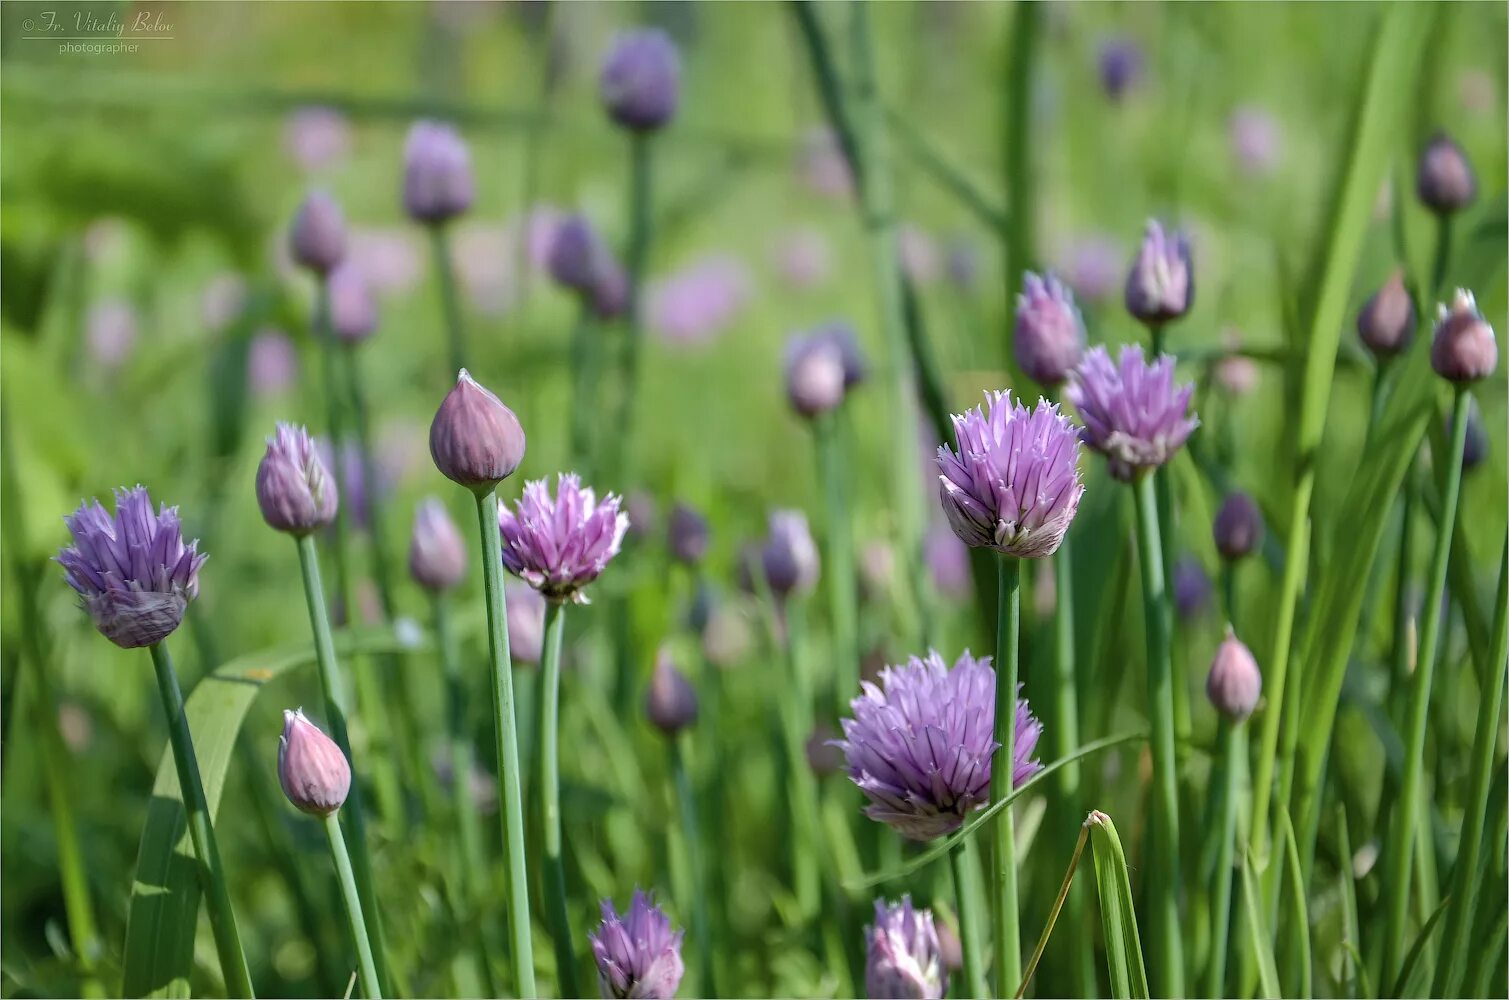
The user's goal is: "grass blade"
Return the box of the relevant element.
[1086,811,1148,1000]
[1388,893,1452,999]
[1241,850,1282,999]
[1278,808,1313,997]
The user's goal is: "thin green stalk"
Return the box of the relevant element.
[1381,385,1471,983]
[989,556,1022,995]
[1017,821,1091,999]
[567,307,600,474]
[815,412,859,713]
[849,2,925,647]
[1205,720,1243,997]
[293,535,390,994]
[313,284,354,621]
[538,599,579,999]
[616,131,653,486]
[324,812,381,999]
[472,489,536,997]
[147,641,255,999]
[341,347,398,617]
[1432,533,1508,997]
[1131,474,1184,996]
[1051,539,1095,995]
[671,737,715,998]
[778,599,823,918]
[951,838,991,1000]
[1001,1,1040,305]
[1429,214,1452,299]
[429,225,467,375]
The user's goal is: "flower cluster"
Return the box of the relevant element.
[1066,345,1198,481]
[498,473,629,603]
[589,890,685,999]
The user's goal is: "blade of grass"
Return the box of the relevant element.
[1335,805,1361,1000]
[1388,893,1452,999]
[1086,811,1149,1000]
[883,105,1007,235]
[1016,820,1090,999]
[1278,808,1313,998]
[1240,851,1282,999]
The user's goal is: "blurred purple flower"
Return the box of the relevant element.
[797,126,855,199]
[599,29,681,132]
[1417,132,1476,215]
[667,502,710,566]
[1215,329,1260,397]
[403,120,475,225]
[898,224,942,285]
[835,649,1042,841]
[589,890,686,1000]
[58,486,207,649]
[86,299,138,372]
[925,521,971,599]
[647,256,751,345]
[506,580,546,665]
[1207,627,1261,722]
[201,273,248,334]
[1062,234,1122,303]
[348,228,425,299]
[1098,37,1143,100]
[1357,269,1416,359]
[1172,555,1212,620]
[283,106,352,173]
[449,223,519,317]
[1228,105,1282,176]
[762,509,820,598]
[247,328,299,397]
[1067,345,1198,481]
[498,473,629,604]
[936,392,1085,558]
[316,439,369,531]
[784,333,847,418]
[645,647,698,735]
[289,191,348,275]
[408,497,467,592]
[866,896,948,1000]
[259,423,340,537]
[1431,288,1497,383]
[1013,272,1086,387]
[327,261,378,344]
[1124,220,1193,325]
[1213,490,1264,561]
[772,227,833,290]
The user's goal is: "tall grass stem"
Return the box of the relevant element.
[324,812,381,999]
[989,555,1022,995]
[538,599,579,998]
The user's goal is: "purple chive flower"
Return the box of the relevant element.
[408,497,467,592]
[403,120,475,225]
[278,708,351,817]
[1098,37,1143,100]
[835,650,1043,841]
[547,215,610,294]
[599,29,681,133]
[348,227,425,299]
[247,329,299,397]
[784,333,847,418]
[666,502,710,566]
[866,897,948,1000]
[1228,105,1282,176]
[506,581,547,665]
[761,510,820,598]
[647,257,751,346]
[935,392,1085,559]
[86,299,139,372]
[1431,288,1498,383]
[57,486,207,649]
[1124,220,1193,326]
[589,890,686,999]
[327,261,378,344]
[1213,490,1264,561]
[1172,555,1213,620]
[1357,269,1417,359]
[256,423,340,536]
[645,648,698,735]
[498,473,629,604]
[429,369,527,493]
[1206,627,1262,722]
[289,191,348,275]
[283,105,352,173]
[1014,272,1086,387]
[1066,345,1199,481]
[1417,132,1476,215]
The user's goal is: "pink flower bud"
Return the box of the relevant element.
[429,369,527,493]
[278,709,351,817]
[1206,628,1262,722]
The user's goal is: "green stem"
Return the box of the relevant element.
[672,737,715,998]
[616,131,653,488]
[341,347,397,618]
[567,306,600,475]
[1051,540,1095,995]
[1434,535,1509,997]
[538,599,578,999]
[1430,214,1453,300]
[815,412,859,713]
[951,838,990,1000]
[313,283,354,623]
[1002,1,1039,308]
[779,599,822,918]
[1131,473,1185,996]
[147,641,255,998]
[293,535,390,994]
[430,225,467,376]
[989,556,1022,995]
[1205,720,1243,997]
[1017,821,1091,999]
[324,813,381,999]
[1382,386,1471,983]
[473,489,536,997]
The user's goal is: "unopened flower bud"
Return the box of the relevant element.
[278,708,351,817]
[784,335,847,418]
[645,649,698,734]
[667,503,710,565]
[1206,627,1262,722]
[762,510,820,597]
[289,191,347,275]
[408,497,467,591]
[1431,288,1497,383]
[1124,220,1193,326]
[1356,269,1416,358]
[256,423,339,536]
[1416,132,1476,215]
[1212,491,1264,561]
[327,261,378,344]
[429,369,527,493]
[600,30,681,133]
[403,121,474,225]
[1014,272,1085,386]
[546,215,606,294]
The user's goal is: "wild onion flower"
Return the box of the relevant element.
[1063,233,1122,303]
[761,510,820,598]
[1213,490,1264,561]
[935,392,1085,559]
[925,522,971,598]
[1206,628,1262,722]
[497,473,628,604]
[278,708,351,817]
[600,30,681,132]
[256,423,339,537]
[1066,345,1198,481]
[1431,288,1498,383]
[1357,270,1417,358]
[289,191,348,275]
[403,120,475,225]
[327,261,378,344]
[866,897,948,1000]
[1013,272,1086,387]
[1097,37,1143,100]
[835,650,1043,841]
[408,497,467,592]
[666,502,710,566]
[1417,132,1476,215]
[645,649,698,735]
[1124,220,1193,325]
[429,369,527,493]
[589,890,686,999]
[57,486,207,649]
